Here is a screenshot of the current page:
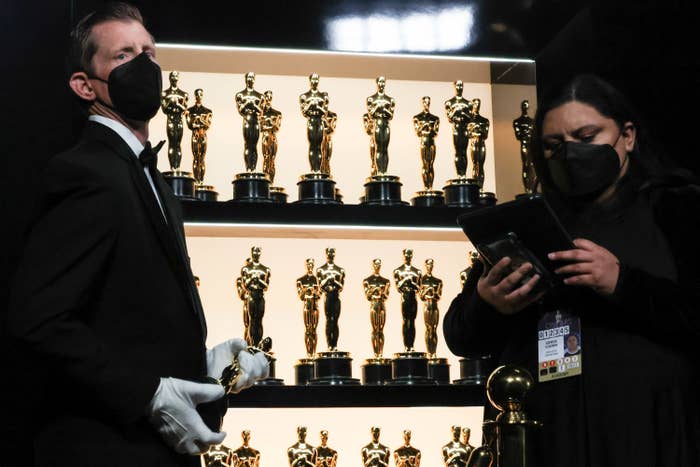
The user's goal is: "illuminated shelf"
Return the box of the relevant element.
[182,202,476,241]
[226,384,485,408]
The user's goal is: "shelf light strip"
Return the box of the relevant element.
[185,221,463,233]
[157,43,534,64]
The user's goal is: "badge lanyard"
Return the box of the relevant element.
[537,309,582,382]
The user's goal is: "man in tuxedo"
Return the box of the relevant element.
[6,3,267,466]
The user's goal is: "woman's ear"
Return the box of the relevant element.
[622,121,636,153]
[69,71,96,102]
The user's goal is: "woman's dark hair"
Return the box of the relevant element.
[532,74,663,193]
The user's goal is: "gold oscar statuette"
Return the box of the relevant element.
[231,430,261,467]
[294,258,321,384]
[313,248,359,384]
[261,89,287,202]
[364,259,391,360]
[203,443,234,467]
[393,249,422,353]
[233,248,283,385]
[288,426,317,467]
[297,73,340,204]
[419,259,443,359]
[441,426,470,467]
[232,72,271,202]
[161,70,189,172]
[394,430,421,467]
[160,70,197,199]
[315,430,338,467]
[361,259,393,384]
[411,96,445,206]
[444,80,471,180]
[186,88,218,201]
[466,98,490,191]
[361,427,391,467]
[392,250,432,384]
[460,251,480,288]
[321,108,337,175]
[362,77,405,205]
[513,99,537,195]
[442,80,479,207]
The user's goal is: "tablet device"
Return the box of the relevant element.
[456,195,575,292]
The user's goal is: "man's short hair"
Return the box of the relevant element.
[67,2,145,76]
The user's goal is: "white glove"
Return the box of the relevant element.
[230,350,270,393]
[206,338,270,393]
[206,338,248,379]
[148,377,226,455]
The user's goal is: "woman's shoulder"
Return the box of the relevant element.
[644,168,700,205]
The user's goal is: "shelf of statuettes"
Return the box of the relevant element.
[156,66,537,209]
[202,425,480,467]
[225,384,484,408]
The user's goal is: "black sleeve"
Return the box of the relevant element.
[7,156,160,425]
[612,262,700,344]
[610,185,700,345]
[442,260,513,357]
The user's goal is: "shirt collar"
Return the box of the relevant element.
[88,115,144,158]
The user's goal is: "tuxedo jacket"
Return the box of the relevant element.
[7,121,207,466]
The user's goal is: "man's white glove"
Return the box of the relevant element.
[148,377,226,455]
[206,338,270,393]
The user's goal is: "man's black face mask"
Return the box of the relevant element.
[546,139,622,199]
[90,52,162,122]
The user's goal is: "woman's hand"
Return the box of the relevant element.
[549,238,620,296]
[477,257,543,315]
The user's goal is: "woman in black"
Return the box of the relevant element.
[443,75,700,467]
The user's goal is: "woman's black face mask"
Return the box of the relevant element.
[546,137,623,200]
[90,52,162,122]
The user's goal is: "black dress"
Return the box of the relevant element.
[443,162,700,467]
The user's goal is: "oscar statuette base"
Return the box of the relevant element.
[309,351,360,385]
[389,351,437,385]
[255,355,285,386]
[361,357,392,385]
[478,191,497,207]
[334,188,344,204]
[295,173,340,205]
[443,178,480,208]
[231,172,273,203]
[195,184,219,202]
[270,186,288,203]
[361,175,409,206]
[411,189,445,207]
[427,357,451,385]
[515,192,541,201]
[452,355,495,386]
[294,357,316,385]
[163,170,197,201]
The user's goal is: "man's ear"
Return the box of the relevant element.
[69,71,96,101]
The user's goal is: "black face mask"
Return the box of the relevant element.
[90,52,162,121]
[546,139,623,199]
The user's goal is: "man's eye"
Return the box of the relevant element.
[116,53,127,60]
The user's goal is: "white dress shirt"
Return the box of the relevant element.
[88,115,167,220]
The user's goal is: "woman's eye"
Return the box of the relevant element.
[579,135,594,143]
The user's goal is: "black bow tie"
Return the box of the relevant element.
[139,140,165,172]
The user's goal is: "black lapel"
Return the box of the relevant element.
[83,122,205,335]
[151,171,208,338]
